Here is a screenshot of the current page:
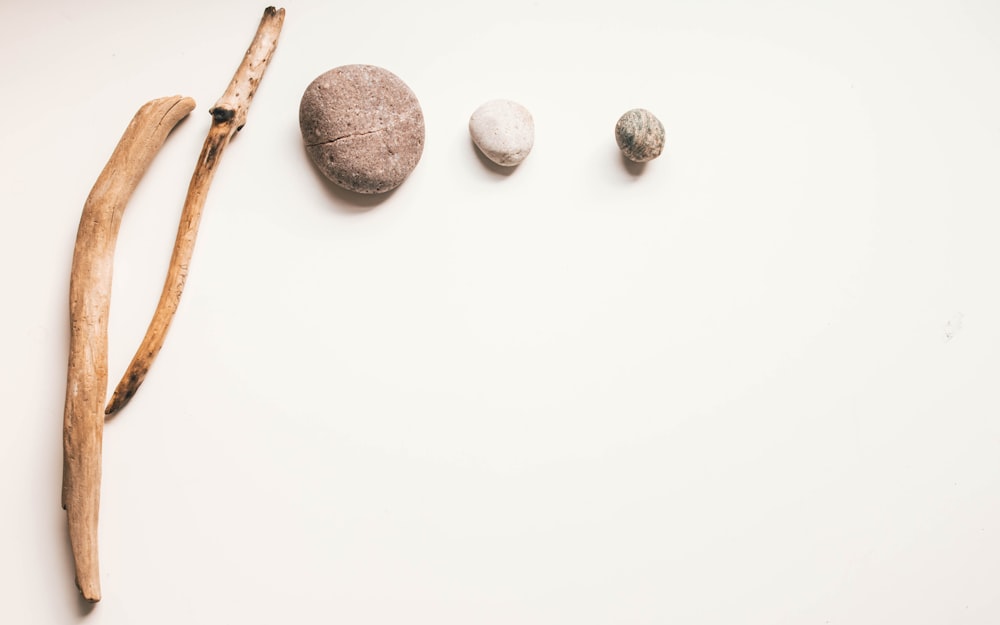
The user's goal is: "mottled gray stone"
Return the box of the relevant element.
[299,64,425,194]
[614,108,665,163]
[469,99,534,167]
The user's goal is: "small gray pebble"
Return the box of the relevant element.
[299,64,425,194]
[614,108,665,163]
[469,99,534,167]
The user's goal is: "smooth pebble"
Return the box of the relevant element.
[299,64,425,194]
[615,108,665,163]
[469,100,534,167]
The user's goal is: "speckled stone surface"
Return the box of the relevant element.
[614,108,665,163]
[469,99,534,167]
[299,64,425,194]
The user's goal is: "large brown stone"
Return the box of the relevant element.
[300,64,425,194]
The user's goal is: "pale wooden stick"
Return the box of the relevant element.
[64,95,196,602]
[105,7,285,416]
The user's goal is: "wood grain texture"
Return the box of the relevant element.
[106,6,285,416]
[63,95,196,602]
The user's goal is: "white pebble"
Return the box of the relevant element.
[469,99,534,167]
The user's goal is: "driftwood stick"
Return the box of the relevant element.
[63,95,196,603]
[105,6,285,416]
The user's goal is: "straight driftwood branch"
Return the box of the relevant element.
[105,6,285,416]
[63,95,196,603]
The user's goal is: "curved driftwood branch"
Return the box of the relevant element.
[63,95,196,602]
[106,6,285,416]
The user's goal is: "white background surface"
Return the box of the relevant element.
[2,0,999,622]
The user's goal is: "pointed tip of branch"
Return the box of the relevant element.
[105,374,141,417]
[104,391,130,417]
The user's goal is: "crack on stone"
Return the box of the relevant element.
[306,127,386,147]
